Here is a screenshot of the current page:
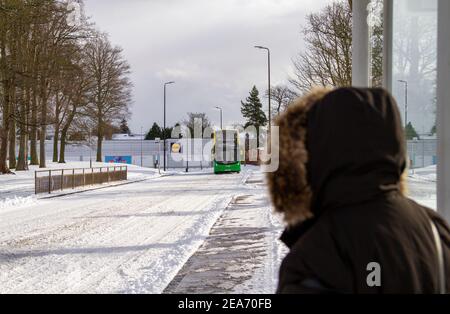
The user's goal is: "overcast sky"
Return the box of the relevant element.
[83,0,329,133]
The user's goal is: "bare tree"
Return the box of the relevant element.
[0,0,132,174]
[290,0,383,94]
[0,0,15,173]
[266,85,297,117]
[290,1,352,94]
[58,53,91,163]
[83,34,132,162]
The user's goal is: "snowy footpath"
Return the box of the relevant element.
[164,171,286,294]
[0,165,248,293]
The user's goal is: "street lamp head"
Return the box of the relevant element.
[254,45,268,50]
[398,79,407,83]
[165,81,175,85]
[215,106,222,110]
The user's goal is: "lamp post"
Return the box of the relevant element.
[215,106,223,130]
[140,126,143,167]
[255,46,272,154]
[398,80,408,130]
[88,130,92,168]
[163,81,175,171]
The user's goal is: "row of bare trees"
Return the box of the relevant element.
[0,0,132,174]
[267,0,383,120]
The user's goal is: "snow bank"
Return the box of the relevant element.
[409,165,437,182]
[0,196,37,212]
[0,162,161,212]
[123,196,233,294]
[407,165,437,210]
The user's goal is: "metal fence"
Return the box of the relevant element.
[35,139,215,169]
[407,139,437,169]
[35,166,128,194]
[26,138,439,171]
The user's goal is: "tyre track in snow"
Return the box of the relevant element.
[0,173,203,246]
[0,177,170,242]
[0,196,172,293]
[59,195,221,294]
[1,187,217,293]
[0,171,244,294]
[2,192,212,292]
[85,196,231,294]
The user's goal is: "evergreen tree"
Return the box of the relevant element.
[145,122,182,140]
[145,122,162,140]
[405,122,419,140]
[431,125,436,136]
[162,127,174,140]
[119,119,131,135]
[241,86,268,148]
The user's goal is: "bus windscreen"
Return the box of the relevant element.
[215,131,239,164]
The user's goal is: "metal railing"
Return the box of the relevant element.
[35,166,128,195]
[407,139,437,169]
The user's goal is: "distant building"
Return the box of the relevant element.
[111,133,145,141]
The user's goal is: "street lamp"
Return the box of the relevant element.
[140,126,143,167]
[398,80,408,130]
[88,130,92,168]
[163,81,175,171]
[214,106,223,130]
[254,45,272,136]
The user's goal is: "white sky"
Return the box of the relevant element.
[83,0,330,133]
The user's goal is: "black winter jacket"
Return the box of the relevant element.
[267,87,450,294]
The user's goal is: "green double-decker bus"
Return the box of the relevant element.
[213,130,241,174]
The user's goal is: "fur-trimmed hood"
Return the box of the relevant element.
[267,87,408,227]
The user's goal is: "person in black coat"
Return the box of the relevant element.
[267,87,450,294]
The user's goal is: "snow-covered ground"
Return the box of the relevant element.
[408,166,437,210]
[0,163,439,294]
[0,164,246,293]
[0,162,161,212]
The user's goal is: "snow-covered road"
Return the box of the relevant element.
[0,163,439,294]
[0,170,247,294]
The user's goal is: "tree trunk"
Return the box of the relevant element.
[59,105,77,164]
[30,91,39,165]
[53,125,59,163]
[53,96,61,162]
[96,117,103,162]
[8,117,16,169]
[16,90,28,171]
[0,129,9,174]
[0,80,11,174]
[256,127,260,163]
[59,129,67,164]
[39,83,47,169]
[0,18,11,174]
[96,135,103,162]
[16,130,27,171]
[39,117,46,168]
